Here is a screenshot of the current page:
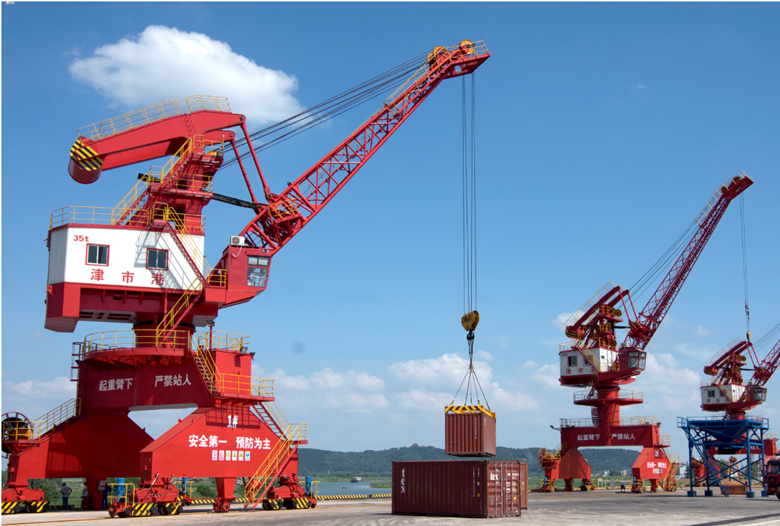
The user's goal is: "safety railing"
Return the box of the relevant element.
[563,282,617,333]
[573,390,643,402]
[49,205,204,231]
[191,340,273,399]
[540,443,566,463]
[375,40,488,120]
[35,398,80,438]
[83,329,192,352]
[2,418,39,442]
[619,416,659,426]
[197,331,250,353]
[156,276,202,345]
[245,421,308,502]
[560,415,659,428]
[704,338,744,368]
[218,374,275,399]
[112,178,150,225]
[659,435,671,446]
[160,206,210,276]
[77,95,231,141]
[207,268,228,288]
[259,400,307,442]
[108,483,136,508]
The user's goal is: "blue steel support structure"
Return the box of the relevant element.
[678,416,768,498]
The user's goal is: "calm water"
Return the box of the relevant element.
[313,481,391,496]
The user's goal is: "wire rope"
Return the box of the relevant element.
[740,194,751,341]
[220,53,428,169]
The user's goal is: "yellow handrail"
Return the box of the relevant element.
[108,483,136,508]
[245,422,307,502]
[49,205,204,231]
[161,206,210,276]
[83,329,192,352]
[196,331,249,352]
[77,95,230,141]
[156,276,201,345]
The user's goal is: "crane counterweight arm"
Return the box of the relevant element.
[625,173,753,350]
[238,40,490,255]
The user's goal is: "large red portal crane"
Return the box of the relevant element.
[2,41,490,516]
[539,173,753,493]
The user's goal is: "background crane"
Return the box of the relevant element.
[539,173,753,493]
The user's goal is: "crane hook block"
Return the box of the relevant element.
[461,311,480,332]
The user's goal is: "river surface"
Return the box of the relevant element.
[313,481,391,496]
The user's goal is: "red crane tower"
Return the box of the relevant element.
[2,40,490,516]
[538,173,753,493]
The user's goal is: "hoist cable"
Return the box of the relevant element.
[740,194,751,340]
[454,73,489,410]
[629,218,698,303]
[221,53,428,169]
[471,73,478,312]
[754,321,780,351]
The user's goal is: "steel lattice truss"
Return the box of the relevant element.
[678,416,768,497]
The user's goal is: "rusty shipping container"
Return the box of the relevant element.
[392,460,528,518]
[445,411,496,457]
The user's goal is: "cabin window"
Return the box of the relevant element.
[247,255,270,288]
[146,249,168,270]
[86,244,109,266]
[567,355,578,367]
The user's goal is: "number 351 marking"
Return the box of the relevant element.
[73,235,89,242]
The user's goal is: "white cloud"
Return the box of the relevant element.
[523,360,538,369]
[630,353,700,412]
[69,26,303,126]
[253,365,387,413]
[476,350,494,362]
[490,383,540,411]
[532,364,561,389]
[696,325,713,337]
[552,311,583,331]
[397,389,453,412]
[388,353,493,387]
[4,377,76,399]
[631,84,647,89]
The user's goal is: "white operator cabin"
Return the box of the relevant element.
[701,384,746,406]
[560,347,618,378]
[48,226,205,292]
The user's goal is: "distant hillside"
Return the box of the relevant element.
[298,445,639,478]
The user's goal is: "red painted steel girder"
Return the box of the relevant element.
[750,337,780,387]
[69,111,241,184]
[625,173,753,350]
[238,41,490,256]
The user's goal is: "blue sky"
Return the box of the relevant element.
[2,2,779,465]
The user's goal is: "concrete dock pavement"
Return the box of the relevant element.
[2,492,779,525]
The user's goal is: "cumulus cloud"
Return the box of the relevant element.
[532,364,561,389]
[69,25,303,125]
[552,311,583,331]
[696,325,713,337]
[630,353,700,412]
[397,389,453,412]
[388,353,493,387]
[254,366,387,413]
[490,383,540,411]
[4,377,76,399]
[523,360,538,369]
[476,350,494,362]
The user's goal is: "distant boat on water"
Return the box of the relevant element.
[350,477,363,483]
